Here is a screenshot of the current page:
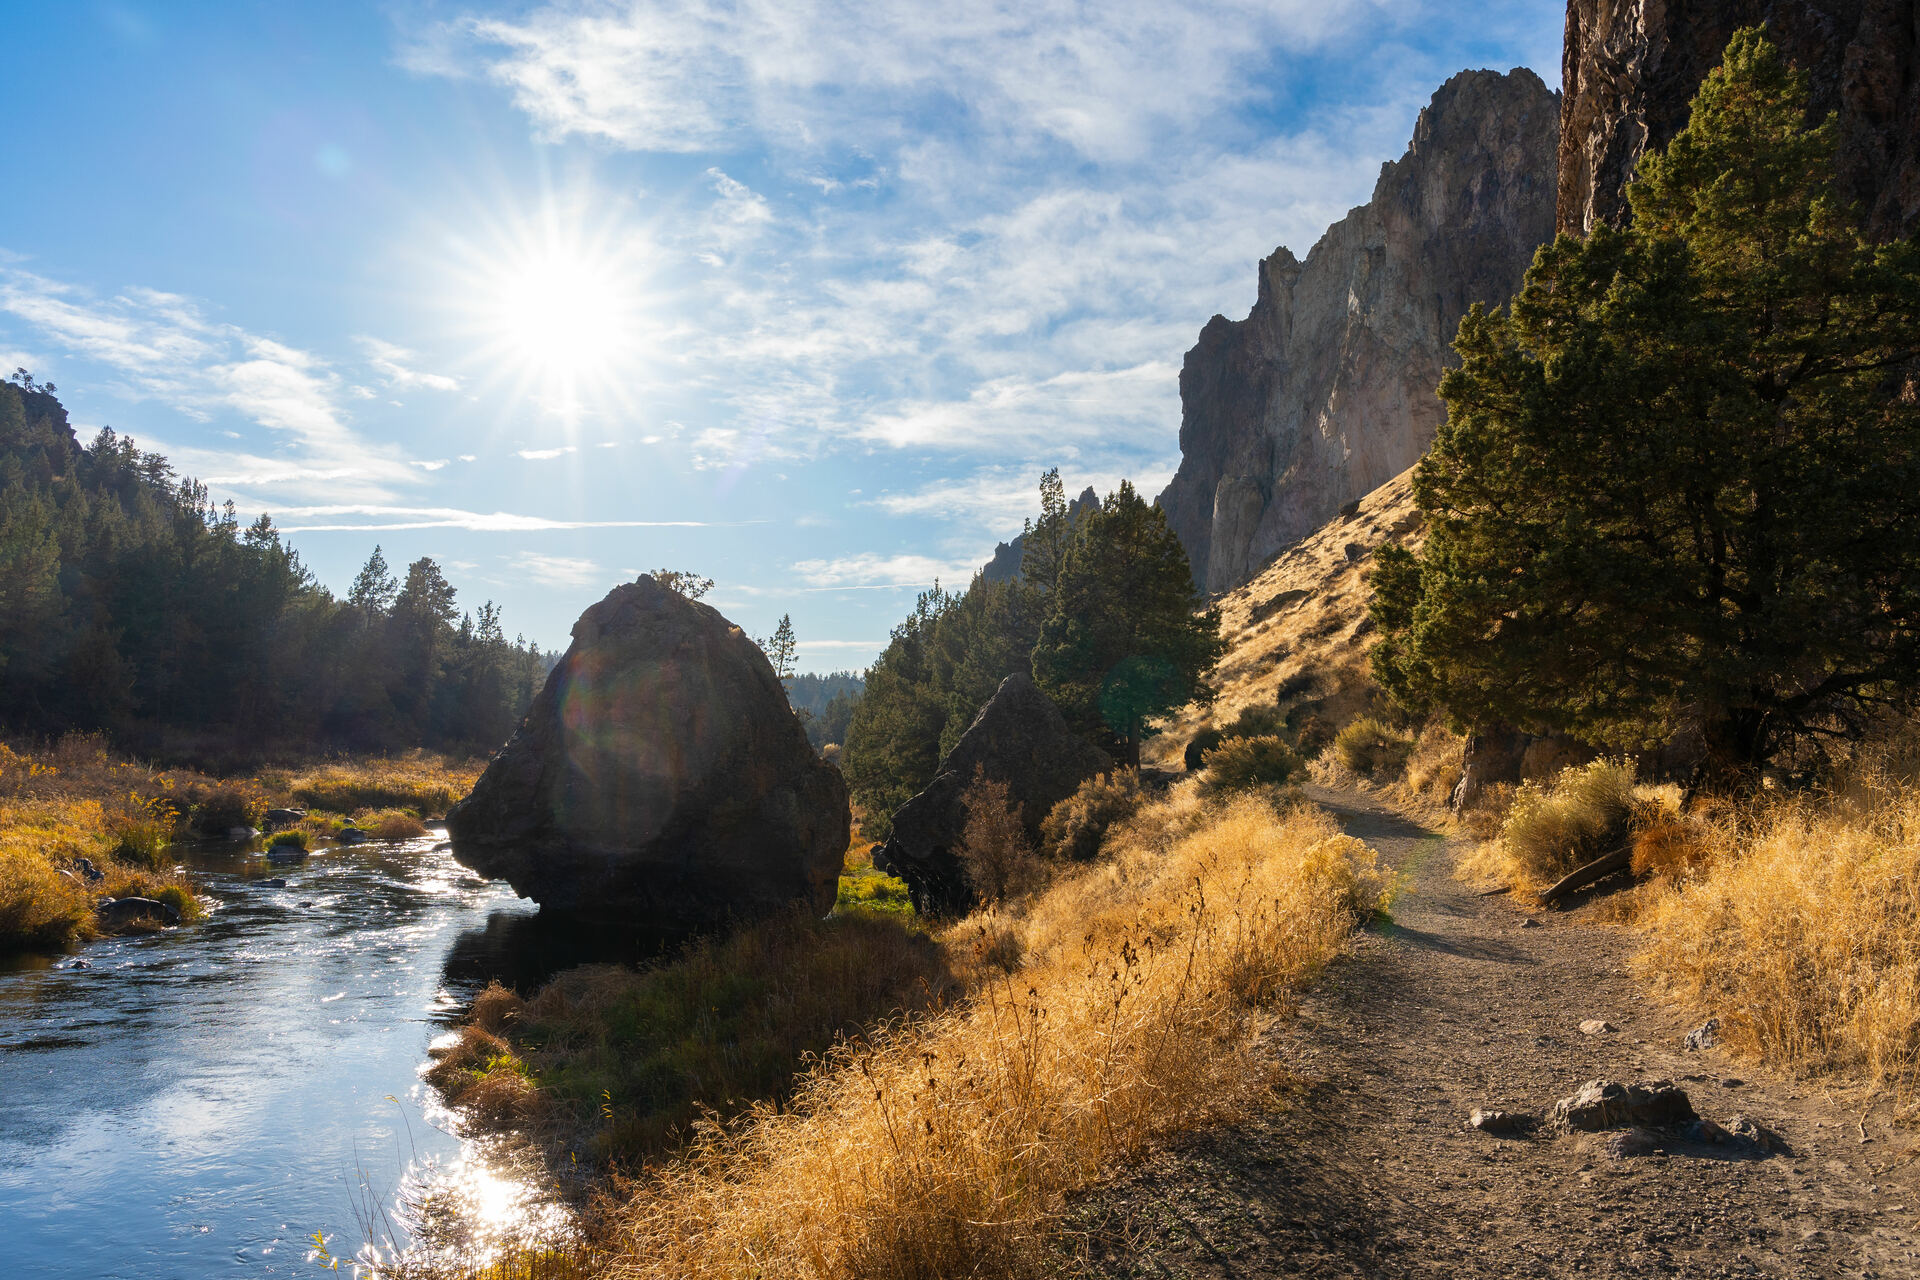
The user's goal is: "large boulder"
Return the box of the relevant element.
[875,673,1111,914]
[446,578,848,934]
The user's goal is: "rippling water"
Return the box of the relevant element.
[0,831,580,1279]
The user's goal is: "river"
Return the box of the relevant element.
[0,830,590,1279]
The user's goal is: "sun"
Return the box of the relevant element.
[445,193,656,419]
[490,248,628,382]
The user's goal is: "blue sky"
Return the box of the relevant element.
[0,1,1561,668]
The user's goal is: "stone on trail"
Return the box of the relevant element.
[1579,1019,1616,1035]
[1603,1126,1660,1160]
[1467,1108,1534,1136]
[1551,1079,1697,1133]
[1724,1115,1791,1155]
[446,576,849,934]
[874,672,1110,914]
[1685,1017,1721,1052]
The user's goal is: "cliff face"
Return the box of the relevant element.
[1157,69,1561,593]
[1559,0,1920,241]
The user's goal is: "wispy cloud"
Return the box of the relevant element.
[517,445,577,460]
[790,551,985,589]
[356,335,460,392]
[0,266,418,500]
[269,504,752,532]
[508,551,603,587]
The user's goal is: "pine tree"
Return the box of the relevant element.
[1372,29,1920,775]
[347,545,397,630]
[1032,482,1223,765]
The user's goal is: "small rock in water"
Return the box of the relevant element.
[256,877,287,889]
[1685,1017,1721,1052]
[337,828,369,845]
[1604,1127,1659,1160]
[59,958,92,971]
[1580,1019,1616,1035]
[96,896,182,928]
[227,826,259,841]
[1468,1108,1534,1136]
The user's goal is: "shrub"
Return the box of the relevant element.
[1497,757,1637,885]
[1040,771,1144,862]
[457,908,955,1164]
[268,830,309,850]
[108,803,174,869]
[361,809,427,841]
[1403,722,1465,802]
[0,845,91,952]
[189,781,267,834]
[1333,716,1413,777]
[956,767,1045,902]
[1198,736,1303,797]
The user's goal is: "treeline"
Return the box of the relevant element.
[786,671,863,750]
[843,472,1221,837]
[0,376,552,759]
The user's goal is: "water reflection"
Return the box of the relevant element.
[0,829,633,1279]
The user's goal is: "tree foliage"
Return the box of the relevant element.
[0,377,554,756]
[1372,29,1920,774]
[843,473,1216,833]
[1032,481,1223,765]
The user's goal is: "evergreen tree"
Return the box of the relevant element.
[347,545,397,630]
[1032,482,1223,765]
[1372,29,1920,775]
[760,613,798,682]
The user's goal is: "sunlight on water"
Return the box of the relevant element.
[0,829,594,1279]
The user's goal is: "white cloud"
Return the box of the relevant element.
[869,461,1176,527]
[790,551,984,589]
[356,335,461,392]
[516,445,577,460]
[410,459,450,471]
[0,266,418,501]
[268,504,748,532]
[437,0,1394,162]
[507,551,603,587]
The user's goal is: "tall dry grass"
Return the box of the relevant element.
[1635,764,1920,1093]
[1459,757,1638,892]
[551,788,1386,1280]
[271,753,482,817]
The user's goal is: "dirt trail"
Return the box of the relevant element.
[1074,787,1920,1279]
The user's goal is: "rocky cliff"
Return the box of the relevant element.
[1156,69,1561,594]
[1559,0,1920,241]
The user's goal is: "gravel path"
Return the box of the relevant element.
[1070,787,1920,1279]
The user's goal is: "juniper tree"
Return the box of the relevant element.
[1033,482,1223,765]
[1372,29,1920,775]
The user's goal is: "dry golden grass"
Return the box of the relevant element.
[1402,722,1465,804]
[272,753,482,817]
[0,738,478,952]
[1634,764,1920,1093]
[558,787,1385,1280]
[1458,758,1638,893]
[1146,469,1421,771]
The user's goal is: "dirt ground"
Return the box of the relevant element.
[1069,787,1920,1279]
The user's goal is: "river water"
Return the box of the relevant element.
[0,830,587,1279]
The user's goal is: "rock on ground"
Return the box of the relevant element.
[875,672,1110,914]
[446,577,848,934]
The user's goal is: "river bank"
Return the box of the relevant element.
[0,734,483,954]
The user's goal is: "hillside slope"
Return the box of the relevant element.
[1145,467,1420,769]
